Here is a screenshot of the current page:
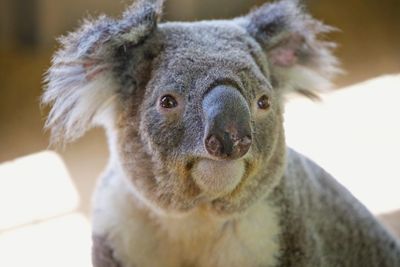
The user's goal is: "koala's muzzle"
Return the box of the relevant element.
[202,85,252,160]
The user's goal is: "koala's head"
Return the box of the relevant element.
[43,0,338,215]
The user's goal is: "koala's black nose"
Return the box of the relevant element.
[202,85,252,160]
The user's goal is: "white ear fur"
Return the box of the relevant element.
[42,0,163,144]
[241,0,340,98]
[278,65,335,99]
[43,69,117,143]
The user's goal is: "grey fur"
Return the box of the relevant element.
[274,149,400,266]
[42,0,400,266]
[92,235,122,267]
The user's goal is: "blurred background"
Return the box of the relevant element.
[0,0,399,266]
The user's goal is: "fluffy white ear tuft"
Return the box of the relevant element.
[240,0,340,98]
[43,69,117,143]
[42,0,163,144]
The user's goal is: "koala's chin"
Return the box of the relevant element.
[191,158,246,198]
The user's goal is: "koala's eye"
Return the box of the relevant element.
[160,95,178,109]
[257,95,271,110]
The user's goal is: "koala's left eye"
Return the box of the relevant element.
[160,95,178,109]
[257,95,271,110]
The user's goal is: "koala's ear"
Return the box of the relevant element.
[42,0,163,144]
[239,0,340,98]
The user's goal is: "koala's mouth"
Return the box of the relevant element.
[190,158,246,198]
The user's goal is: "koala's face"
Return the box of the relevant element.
[43,0,337,215]
[117,22,287,214]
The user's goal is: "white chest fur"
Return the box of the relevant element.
[92,172,281,267]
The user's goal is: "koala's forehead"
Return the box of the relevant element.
[156,21,258,65]
[147,21,269,93]
[159,20,248,47]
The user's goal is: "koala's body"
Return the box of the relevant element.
[43,0,400,266]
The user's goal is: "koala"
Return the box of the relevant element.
[42,0,400,266]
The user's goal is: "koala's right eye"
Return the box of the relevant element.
[160,95,178,109]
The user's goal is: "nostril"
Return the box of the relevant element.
[240,136,252,147]
[205,135,223,157]
[205,133,251,159]
[235,135,252,157]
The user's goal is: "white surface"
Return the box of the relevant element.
[0,151,79,230]
[0,214,91,267]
